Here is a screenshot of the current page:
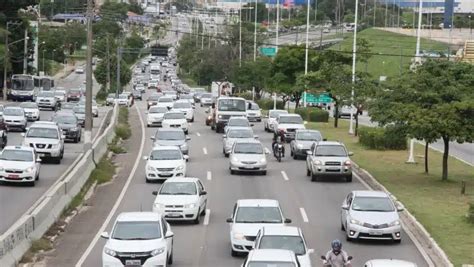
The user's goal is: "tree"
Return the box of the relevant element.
[369,60,474,180]
[94,55,131,93]
[231,57,272,99]
[123,33,144,64]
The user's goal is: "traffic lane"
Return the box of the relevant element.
[253,122,428,266]
[0,106,110,234]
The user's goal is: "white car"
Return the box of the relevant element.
[22,121,65,164]
[36,91,59,111]
[135,84,146,93]
[101,212,174,267]
[224,116,251,134]
[222,127,256,157]
[19,102,40,121]
[146,106,168,127]
[92,100,99,117]
[200,93,213,107]
[106,93,116,106]
[54,89,66,102]
[341,190,404,243]
[264,109,288,132]
[144,146,188,182]
[243,249,300,267]
[246,101,262,122]
[3,106,27,132]
[274,114,305,142]
[179,94,195,106]
[336,105,358,118]
[116,93,130,106]
[172,100,194,122]
[162,111,189,134]
[254,226,313,267]
[364,259,417,267]
[0,146,41,186]
[148,79,159,90]
[229,140,268,175]
[75,67,84,74]
[226,199,291,256]
[152,177,207,224]
[156,96,174,110]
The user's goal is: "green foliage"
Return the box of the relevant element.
[231,57,272,99]
[295,108,329,122]
[39,0,87,18]
[255,99,285,110]
[94,55,132,92]
[240,3,268,23]
[115,107,131,140]
[358,126,407,150]
[123,33,145,64]
[468,202,474,224]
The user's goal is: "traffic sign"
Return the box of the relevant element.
[303,92,333,104]
[260,47,277,57]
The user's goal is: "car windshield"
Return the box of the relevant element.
[112,221,161,240]
[149,107,167,114]
[69,89,81,94]
[218,99,246,112]
[248,262,295,267]
[159,182,197,195]
[228,119,249,127]
[296,131,322,141]
[173,102,191,108]
[180,95,192,99]
[234,143,263,154]
[4,108,23,116]
[54,115,77,124]
[150,149,182,160]
[235,207,282,223]
[258,236,306,255]
[279,116,303,124]
[73,106,85,114]
[164,113,184,120]
[0,149,33,162]
[119,94,128,99]
[159,97,173,103]
[20,102,38,109]
[157,130,185,140]
[269,110,288,118]
[351,196,395,212]
[314,145,347,157]
[55,91,65,96]
[248,103,260,110]
[27,128,58,139]
[201,93,212,98]
[228,129,253,138]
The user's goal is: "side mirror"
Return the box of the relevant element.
[254,135,259,139]
[152,191,158,196]
[222,135,226,138]
[143,156,148,160]
[307,249,314,254]
[150,137,155,141]
[265,148,270,154]
[211,103,215,109]
[348,151,354,156]
[183,155,189,161]
[226,218,233,223]
[100,232,110,239]
[186,136,191,140]
[341,204,349,210]
[323,138,327,141]
[61,135,66,139]
[284,218,292,223]
[205,109,209,113]
[306,151,313,156]
[200,191,207,196]
[36,158,42,163]
[250,124,254,127]
[396,202,405,212]
[347,256,353,261]
[165,231,174,239]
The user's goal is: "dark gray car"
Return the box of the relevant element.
[51,112,82,143]
[290,130,323,159]
[151,128,190,155]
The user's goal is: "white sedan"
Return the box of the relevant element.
[75,67,84,74]
[0,146,41,186]
[144,146,188,182]
[172,100,194,122]
[116,93,130,106]
[152,177,207,224]
[162,111,189,134]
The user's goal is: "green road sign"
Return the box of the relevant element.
[303,92,333,104]
[260,47,276,57]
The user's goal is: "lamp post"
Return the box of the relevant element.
[239,0,242,66]
[253,0,258,61]
[42,50,46,75]
[469,14,472,39]
[348,0,359,135]
[276,0,280,52]
[52,49,56,62]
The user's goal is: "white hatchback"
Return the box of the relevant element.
[152,177,207,224]
[101,212,174,267]
[243,249,300,267]
[146,106,168,127]
[0,146,41,186]
[364,259,417,267]
[144,146,188,182]
[162,111,189,134]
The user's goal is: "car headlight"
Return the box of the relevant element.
[71,127,79,132]
[180,143,188,149]
[176,165,184,171]
[218,115,223,119]
[233,232,245,240]
[52,144,60,149]
[350,218,364,226]
[150,247,166,256]
[260,157,266,163]
[184,203,196,208]
[104,247,117,257]
[389,220,400,227]
[312,160,322,165]
[297,144,303,149]
[147,165,155,172]
[154,203,165,209]
[231,157,240,163]
[25,166,35,173]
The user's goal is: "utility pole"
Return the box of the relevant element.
[276,0,280,53]
[84,0,93,147]
[349,0,359,135]
[239,0,242,66]
[3,23,9,100]
[116,46,121,98]
[106,35,110,92]
[253,0,258,61]
[23,29,28,74]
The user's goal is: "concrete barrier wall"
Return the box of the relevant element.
[0,105,118,267]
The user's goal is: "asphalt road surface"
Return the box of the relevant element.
[0,69,110,234]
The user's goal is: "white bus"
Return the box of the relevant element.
[10,74,41,101]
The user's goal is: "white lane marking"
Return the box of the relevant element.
[203,147,208,155]
[75,104,146,267]
[196,132,201,137]
[299,207,309,223]
[281,171,289,181]
[207,171,212,180]
[203,209,211,225]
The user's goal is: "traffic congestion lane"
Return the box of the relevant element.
[77,94,428,266]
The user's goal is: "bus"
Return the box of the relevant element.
[9,74,41,101]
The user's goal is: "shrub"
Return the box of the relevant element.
[359,125,407,150]
[295,108,329,122]
[468,202,474,224]
[256,99,285,110]
[237,92,253,100]
[115,124,131,140]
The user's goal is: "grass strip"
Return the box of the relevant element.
[308,119,474,266]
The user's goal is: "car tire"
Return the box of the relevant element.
[231,248,239,257]
[168,250,173,265]
[35,172,39,181]
[75,136,80,143]
[346,234,354,242]
[311,171,318,182]
[341,222,345,231]
[145,177,151,183]
[193,213,200,224]
[201,203,207,216]
[346,175,352,182]
[54,157,61,164]
[230,169,235,175]
[394,239,401,244]
[261,170,267,175]
[306,167,310,177]
[191,117,194,122]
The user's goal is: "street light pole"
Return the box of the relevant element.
[349,0,359,135]
[42,50,45,75]
[303,0,311,108]
[84,0,93,147]
[23,29,28,74]
[469,14,472,39]
[253,0,258,61]
[3,23,10,100]
[276,0,280,52]
[239,0,242,66]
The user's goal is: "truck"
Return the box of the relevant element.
[211,81,233,98]
[210,96,247,133]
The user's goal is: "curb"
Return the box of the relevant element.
[351,162,453,267]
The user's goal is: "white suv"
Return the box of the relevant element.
[22,122,65,164]
[0,146,41,186]
[274,114,305,142]
[36,91,59,111]
[101,212,174,267]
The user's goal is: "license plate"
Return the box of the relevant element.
[369,230,383,236]
[125,259,141,265]
[8,174,19,179]
[38,153,45,157]
[168,213,181,217]
[327,167,340,170]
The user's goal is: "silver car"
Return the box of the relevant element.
[341,191,404,243]
[264,109,288,132]
[151,128,190,155]
[229,140,267,175]
[222,127,256,157]
[290,130,323,159]
[306,141,353,182]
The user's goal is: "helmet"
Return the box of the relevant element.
[331,239,342,252]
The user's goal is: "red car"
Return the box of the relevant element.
[67,88,83,102]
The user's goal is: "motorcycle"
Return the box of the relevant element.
[273,142,284,162]
[320,255,353,267]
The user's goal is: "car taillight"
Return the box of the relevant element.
[344,160,351,166]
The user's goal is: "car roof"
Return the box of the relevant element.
[248,249,296,262]
[237,199,280,207]
[116,212,162,222]
[269,109,287,113]
[227,127,253,132]
[152,145,181,151]
[229,116,248,121]
[316,141,343,146]
[234,139,261,145]
[3,145,35,152]
[157,128,184,133]
[278,113,301,117]
[296,129,320,133]
[4,106,22,110]
[364,259,417,267]
[30,121,59,128]
[353,190,389,198]
[174,100,191,104]
[164,177,200,183]
[261,226,301,236]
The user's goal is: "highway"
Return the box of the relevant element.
[0,69,110,234]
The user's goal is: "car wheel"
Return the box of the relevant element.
[311,171,318,182]
[145,177,151,183]
[346,175,352,182]
[394,239,401,244]
[341,222,345,231]
[54,157,61,164]
[231,248,239,257]
[167,250,173,264]
[190,117,194,122]
[230,169,235,175]
[261,170,267,175]
[306,167,310,177]
[35,172,39,181]
[293,152,298,160]
[346,234,354,242]
[193,212,200,224]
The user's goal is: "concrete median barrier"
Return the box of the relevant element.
[0,105,118,267]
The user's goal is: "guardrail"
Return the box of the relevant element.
[0,104,119,267]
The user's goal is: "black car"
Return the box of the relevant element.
[132,90,142,100]
[51,111,82,143]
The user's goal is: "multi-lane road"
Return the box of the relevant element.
[0,68,110,234]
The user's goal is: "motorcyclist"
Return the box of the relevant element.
[323,240,350,267]
[272,133,285,157]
